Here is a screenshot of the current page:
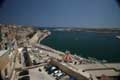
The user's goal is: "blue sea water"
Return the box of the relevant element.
[41,31,120,62]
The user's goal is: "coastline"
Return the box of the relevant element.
[32,30,120,80]
[48,27,120,34]
[40,30,120,63]
[35,30,106,63]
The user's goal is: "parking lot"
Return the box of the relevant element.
[44,64,76,80]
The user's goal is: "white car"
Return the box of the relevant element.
[53,70,61,76]
[51,66,57,71]
[56,72,63,77]
[55,72,65,80]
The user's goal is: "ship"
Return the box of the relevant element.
[116,35,120,39]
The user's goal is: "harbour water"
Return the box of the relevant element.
[41,31,120,62]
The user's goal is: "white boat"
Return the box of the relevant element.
[116,35,120,39]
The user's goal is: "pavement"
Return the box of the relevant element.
[29,67,56,80]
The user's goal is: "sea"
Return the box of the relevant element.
[41,30,120,63]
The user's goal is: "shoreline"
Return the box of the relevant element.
[46,27,120,34]
[35,30,109,63]
[39,30,120,63]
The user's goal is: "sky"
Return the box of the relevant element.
[0,0,120,28]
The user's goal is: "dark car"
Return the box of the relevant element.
[44,64,52,71]
[48,66,58,74]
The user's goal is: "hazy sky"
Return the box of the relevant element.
[0,0,120,28]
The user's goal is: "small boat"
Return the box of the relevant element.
[116,35,120,39]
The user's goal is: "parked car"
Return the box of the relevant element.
[56,72,65,80]
[53,70,61,77]
[44,64,52,71]
[48,66,57,74]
